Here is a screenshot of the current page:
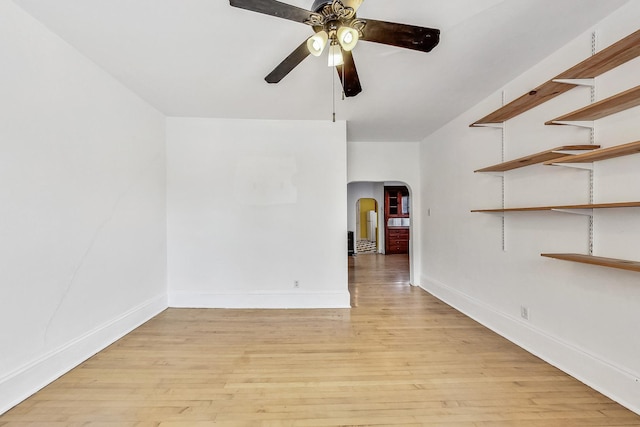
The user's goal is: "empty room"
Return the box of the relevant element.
[1,0,639,425]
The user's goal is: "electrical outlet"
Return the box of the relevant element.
[520,305,530,321]
[294,280,299,288]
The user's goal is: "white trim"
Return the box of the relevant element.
[169,291,351,309]
[0,294,168,415]
[420,275,640,416]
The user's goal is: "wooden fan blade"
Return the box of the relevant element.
[265,40,311,83]
[229,0,315,25]
[360,19,440,53]
[336,50,362,97]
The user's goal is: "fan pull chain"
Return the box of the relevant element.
[332,65,336,122]
[342,65,345,100]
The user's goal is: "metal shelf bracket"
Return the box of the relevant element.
[552,78,595,87]
[548,162,593,170]
[472,123,504,129]
[551,208,594,216]
[550,121,594,128]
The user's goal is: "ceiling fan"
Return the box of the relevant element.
[229,0,440,97]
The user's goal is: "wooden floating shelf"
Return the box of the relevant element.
[475,145,599,172]
[546,85,640,124]
[470,29,640,127]
[545,140,640,165]
[541,253,640,273]
[471,201,640,213]
[471,81,575,127]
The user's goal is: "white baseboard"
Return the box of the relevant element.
[420,275,640,416]
[0,293,167,415]
[169,291,351,309]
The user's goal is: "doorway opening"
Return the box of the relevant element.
[347,181,417,286]
[355,198,378,254]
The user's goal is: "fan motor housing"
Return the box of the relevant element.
[311,0,333,12]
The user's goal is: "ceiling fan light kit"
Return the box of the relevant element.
[327,41,344,67]
[336,26,359,51]
[229,0,440,97]
[307,31,328,56]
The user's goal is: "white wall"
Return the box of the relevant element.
[0,1,167,413]
[347,141,422,285]
[167,118,349,308]
[420,3,640,414]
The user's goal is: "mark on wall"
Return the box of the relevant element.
[234,156,298,206]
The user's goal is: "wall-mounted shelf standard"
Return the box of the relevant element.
[474,145,600,173]
[471,201,640,214]
[470,29,640,127]
[541,253,640,273]
[545,85,640,125]
[545,140,640,166]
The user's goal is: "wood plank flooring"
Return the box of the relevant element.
[2,254,639,426]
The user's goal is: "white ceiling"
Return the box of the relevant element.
[12,0,630,141]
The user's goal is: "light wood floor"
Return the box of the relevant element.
[2,254,639,426]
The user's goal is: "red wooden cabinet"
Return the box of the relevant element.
[384,186,410,254]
